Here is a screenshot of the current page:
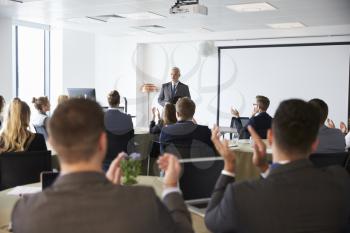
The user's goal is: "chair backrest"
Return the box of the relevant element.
[0,150,52,190]
[230,117,250,139]
[33,125,48,141]
[309,152,349,168]
[104,129,135,162]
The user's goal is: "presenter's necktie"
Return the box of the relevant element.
[172,84,176,98]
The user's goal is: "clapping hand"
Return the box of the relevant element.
[230,107,240,118]
[157,154,181,188]
[211,125,236,173]
[326,118,335,128]
[247,126,269,173]
[106,152,126,184]
[340,121,348,134]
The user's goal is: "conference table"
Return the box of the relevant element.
[229,139,272,181]
[133,127,272,181]
[0,176,210,233]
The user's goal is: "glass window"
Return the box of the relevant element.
[16,25,49,105]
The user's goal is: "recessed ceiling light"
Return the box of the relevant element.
[226,2,277,12]
[66,17,106,24]
[267,22,306,29]
[118,12,165,20]
[182,27,214,33]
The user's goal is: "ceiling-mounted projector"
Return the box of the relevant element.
[170,0,208,15]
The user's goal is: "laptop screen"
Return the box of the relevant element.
[179,157,224,201]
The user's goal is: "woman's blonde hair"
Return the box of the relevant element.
[0,98,32,152]
[57,95,69,105]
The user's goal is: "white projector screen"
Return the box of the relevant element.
[218,43,350,127]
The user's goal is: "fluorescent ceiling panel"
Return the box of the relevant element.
[226,2,277,12]
[118,11,165,20]
[267,22,306,29]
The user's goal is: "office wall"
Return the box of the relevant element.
[0,19,14,102]
[95,35,137,117]
[61,29,95,94]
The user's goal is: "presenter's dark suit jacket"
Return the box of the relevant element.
[158,82,191,106]
[159,121,215,157]
[12,172,194,233]
[205,159,350,233]
[239,112,272,139]
[104,108,133,135]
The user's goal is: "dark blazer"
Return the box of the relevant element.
[239,112,272,139]
[159,121,215,157]
[158,82,191,106]
[150,120,163,134]
[104,108,133,135]
[205,159,350,233]
[12,172,194,233]
[315,125,346,153]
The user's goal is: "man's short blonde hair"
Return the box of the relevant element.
[176,97,195,120]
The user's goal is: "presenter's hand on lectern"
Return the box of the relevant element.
[157,154,181,188]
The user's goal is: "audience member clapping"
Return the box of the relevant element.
[231,95,272,139]
[205,99,350,233]
[11,98,194,233]
[309,98,345,153]
[149,104,176,134]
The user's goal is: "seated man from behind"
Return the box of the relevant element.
[205,99,350,233]
[309,98,345,153]
[231,95,272,139]
[159,97,215,158]
[11,98,194,233]
[104,90,133,134]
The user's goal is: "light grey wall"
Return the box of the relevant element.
[0,19,14,102]
[62,29,95,93]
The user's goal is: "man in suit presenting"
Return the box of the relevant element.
[206,99,350,233]
[11,98,194,233]
[158,67,191,106]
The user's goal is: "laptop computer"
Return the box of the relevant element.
[179,157,224,217]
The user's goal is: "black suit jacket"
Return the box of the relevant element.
[12,172,194,233]
[159,121,215,158]
[239,112,272,139]
[158,82,191,106]
[205,159,350,233]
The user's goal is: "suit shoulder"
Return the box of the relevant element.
[162,82,170,87]
[12,191,45,216]
[179,82,189,88]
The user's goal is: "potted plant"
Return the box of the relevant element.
[121,153,141,185]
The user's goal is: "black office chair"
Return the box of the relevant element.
[0,150,52,190]
[230,117,249,139]
[309,152,349,169]
[103,130,135,171]
[33,125,49,141]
